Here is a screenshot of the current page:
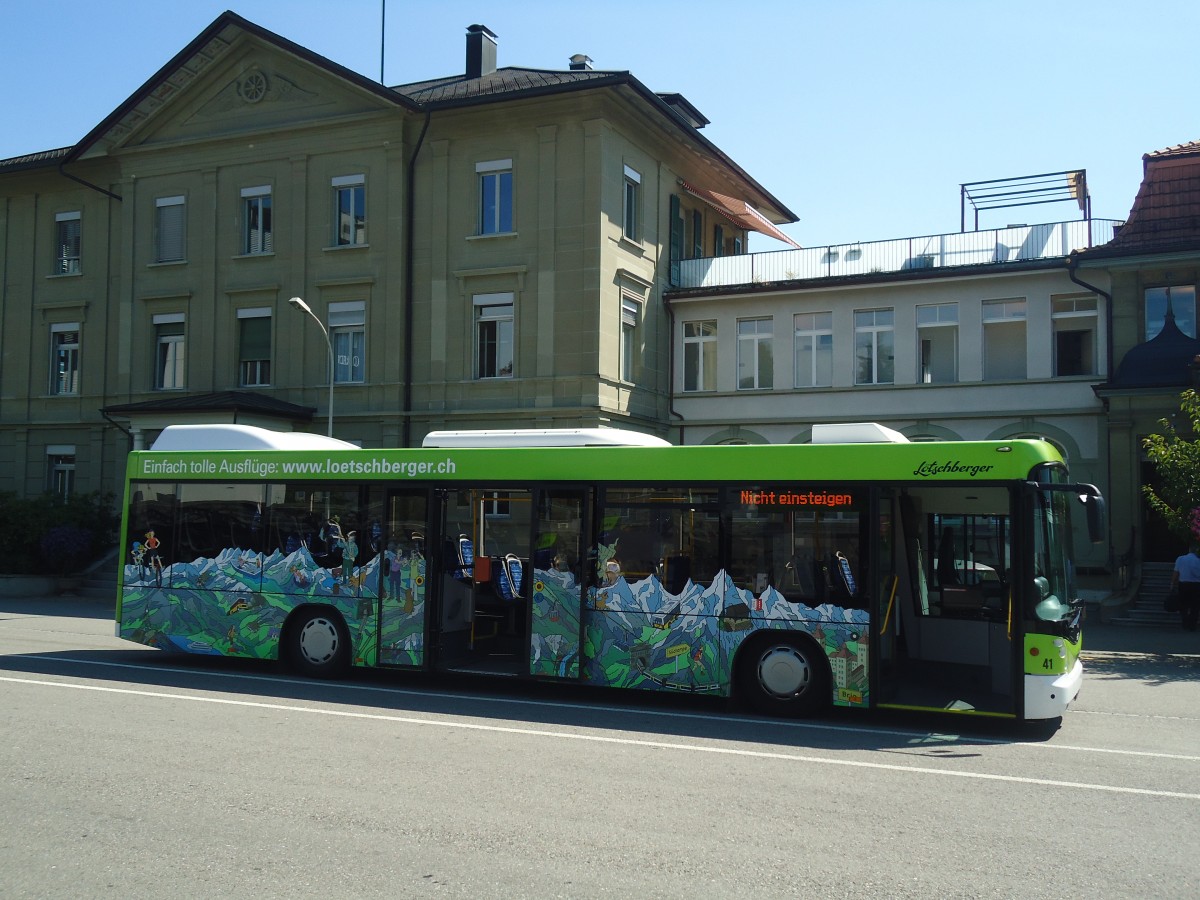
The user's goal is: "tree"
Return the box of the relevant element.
[1143,389,1200,544]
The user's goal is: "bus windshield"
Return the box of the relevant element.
[1030,479,1080,625]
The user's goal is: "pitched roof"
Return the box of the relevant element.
[4,12,796,225]
[0,147,72,174]
[394,66,624,105]
[1078,140,1200,259]
[102,390,316,418]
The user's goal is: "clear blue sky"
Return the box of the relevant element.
[1,0,1193,249]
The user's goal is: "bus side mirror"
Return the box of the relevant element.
[1078,487,1105,544]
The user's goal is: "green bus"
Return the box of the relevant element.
[116,422,1103,720]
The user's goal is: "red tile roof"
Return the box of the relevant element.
[1081,141,1200,257]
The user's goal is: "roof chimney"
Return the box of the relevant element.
[568,54,593,71]
[466,24,498,79]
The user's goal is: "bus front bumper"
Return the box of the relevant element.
[1023,659,1083,720]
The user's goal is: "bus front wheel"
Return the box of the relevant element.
[737,635,829,717]
[287,608,350,678]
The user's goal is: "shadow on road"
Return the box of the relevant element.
[0,639,1065,758]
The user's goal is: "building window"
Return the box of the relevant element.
[153,314,186,390]
[622,165,641,241]
[691,210,703,258]
[241,185,272,255]
[713,224,725,257]
[737,317,773,390]
[332,175,366,246]
[855,308,894,385]
[621,296,641,383]
[329,301,365,384]
[47,449,76,500]
[155,195,185,262]
[917,303,958,384]
[51,324,80,395]
[982,299,1027,381]
[1052,295,1097,377]
[1145,285,1196,339]
[794,312,833,388]
[475,292,514,379]
[477,159,513,235]
[55,211,81,274]
[238,308,272,386]
[683,320,717,392]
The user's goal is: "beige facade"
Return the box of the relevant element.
[0,13,793,502]
[666,260,1112,574]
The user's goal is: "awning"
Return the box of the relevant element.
[681,181,801,248]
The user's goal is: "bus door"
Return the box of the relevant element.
[377,489,431,668]
[529,489,588,680]
[433,487,533,675]
[881,486,1017,717]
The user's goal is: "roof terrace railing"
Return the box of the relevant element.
[675,219,1123,290]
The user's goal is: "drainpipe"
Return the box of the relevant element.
[402,109,432,448]
[1067,253,1113,382]
[57,160,122,202]
[663,295,686,445]
[1067,253,1117,580]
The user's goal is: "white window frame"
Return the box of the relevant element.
[1052,295,1098,377]
[153,312,186,390]
[332,175,366,247]
[155,195,186,263]
[854,308,895,385]
[241,185,273,255]
[620,296,641,383]
[50,322,80,395]
[474,292,515,379]
[737,317,773,390]
[683,320,717,392]
[916,303,958,384]
[237,307,273,387]
[47,445,76,500]
[477,159,513,235]
[982,299,1027,381]
[622,165,641,242]
[55,211,81,275]
[329,301,366,384]
[793,312,833,388]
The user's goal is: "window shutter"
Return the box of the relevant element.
[240,316,271,361]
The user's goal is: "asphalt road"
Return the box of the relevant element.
[1,597,1197,899]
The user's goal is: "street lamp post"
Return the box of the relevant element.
[288,296,334,437]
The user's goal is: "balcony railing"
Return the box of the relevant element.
[675,219,1123,290]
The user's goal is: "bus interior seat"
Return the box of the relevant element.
[494,554,524,603]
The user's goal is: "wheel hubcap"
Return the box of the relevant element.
[757,645,812,698]
[299,617,339,665]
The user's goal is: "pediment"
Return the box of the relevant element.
[75,20,408,160]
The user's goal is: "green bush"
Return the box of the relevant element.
[0,491,118,575]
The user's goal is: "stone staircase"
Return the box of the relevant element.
[1111,562,1178,627]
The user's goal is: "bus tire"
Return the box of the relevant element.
[736,634,829,717]
[287,607,350,678]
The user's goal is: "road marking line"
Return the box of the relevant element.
[3,673,1198,801]
[7,654,1200,762]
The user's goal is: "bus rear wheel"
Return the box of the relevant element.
[288,608,350,678]
[737,635,829,717]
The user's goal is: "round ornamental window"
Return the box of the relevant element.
[239,71,268,103]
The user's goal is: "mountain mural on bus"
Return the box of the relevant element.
[528,550,871,708]
[119,544,427,668]
[122,545,868,708]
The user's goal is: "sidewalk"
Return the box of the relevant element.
[1083,619,1200,656]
